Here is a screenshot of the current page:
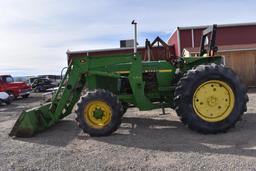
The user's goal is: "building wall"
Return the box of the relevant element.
[217,25,256,45]
[220,50,256,86]
[169,24,256,56]
[190,25,256,47]
[167,30,179,56]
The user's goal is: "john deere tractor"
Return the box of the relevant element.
[9,24,248,138]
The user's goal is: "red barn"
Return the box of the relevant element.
[168,22,256,86]
[67,22,256,86]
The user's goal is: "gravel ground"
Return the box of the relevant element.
[1,91,256,171]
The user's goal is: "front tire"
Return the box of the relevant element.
[174,64,248,133]
[6,91,16,100]
[5,98,12,105]
[76,89,122,136]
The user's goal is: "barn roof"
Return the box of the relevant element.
[177,22,256,30]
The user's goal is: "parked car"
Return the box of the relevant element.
[37,75,61,86]
[32,78,58,92]
[0,75,32,99]
[0,91,11,105]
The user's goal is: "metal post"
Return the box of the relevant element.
[147,44,151,61]
[145,39,151,61]
[191,29,195,48]
[177,27,181,56]
[131,20,137,55]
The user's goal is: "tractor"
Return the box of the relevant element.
[9,23,248,138]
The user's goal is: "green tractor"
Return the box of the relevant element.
[9,24,248,138]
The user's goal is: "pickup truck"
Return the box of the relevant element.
[0,75,32,99]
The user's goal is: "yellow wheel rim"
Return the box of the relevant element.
[84,100,112,128]
[192,80,235,122]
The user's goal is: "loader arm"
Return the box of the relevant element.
[9,59,87,137]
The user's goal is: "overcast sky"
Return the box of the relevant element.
[1,0,256,76]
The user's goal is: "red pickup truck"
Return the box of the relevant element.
[0,75,32,99]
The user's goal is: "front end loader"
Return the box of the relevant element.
[9,24,248,138]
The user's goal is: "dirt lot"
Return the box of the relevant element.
[1,91,256,171]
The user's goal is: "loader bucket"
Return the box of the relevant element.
[9,103,57,137]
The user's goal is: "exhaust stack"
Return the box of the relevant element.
[131,20,137,55]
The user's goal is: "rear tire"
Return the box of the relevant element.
[76,89,122,136]
[21,94,29,98]
[174,64,248,134]
[34,88,39,93]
